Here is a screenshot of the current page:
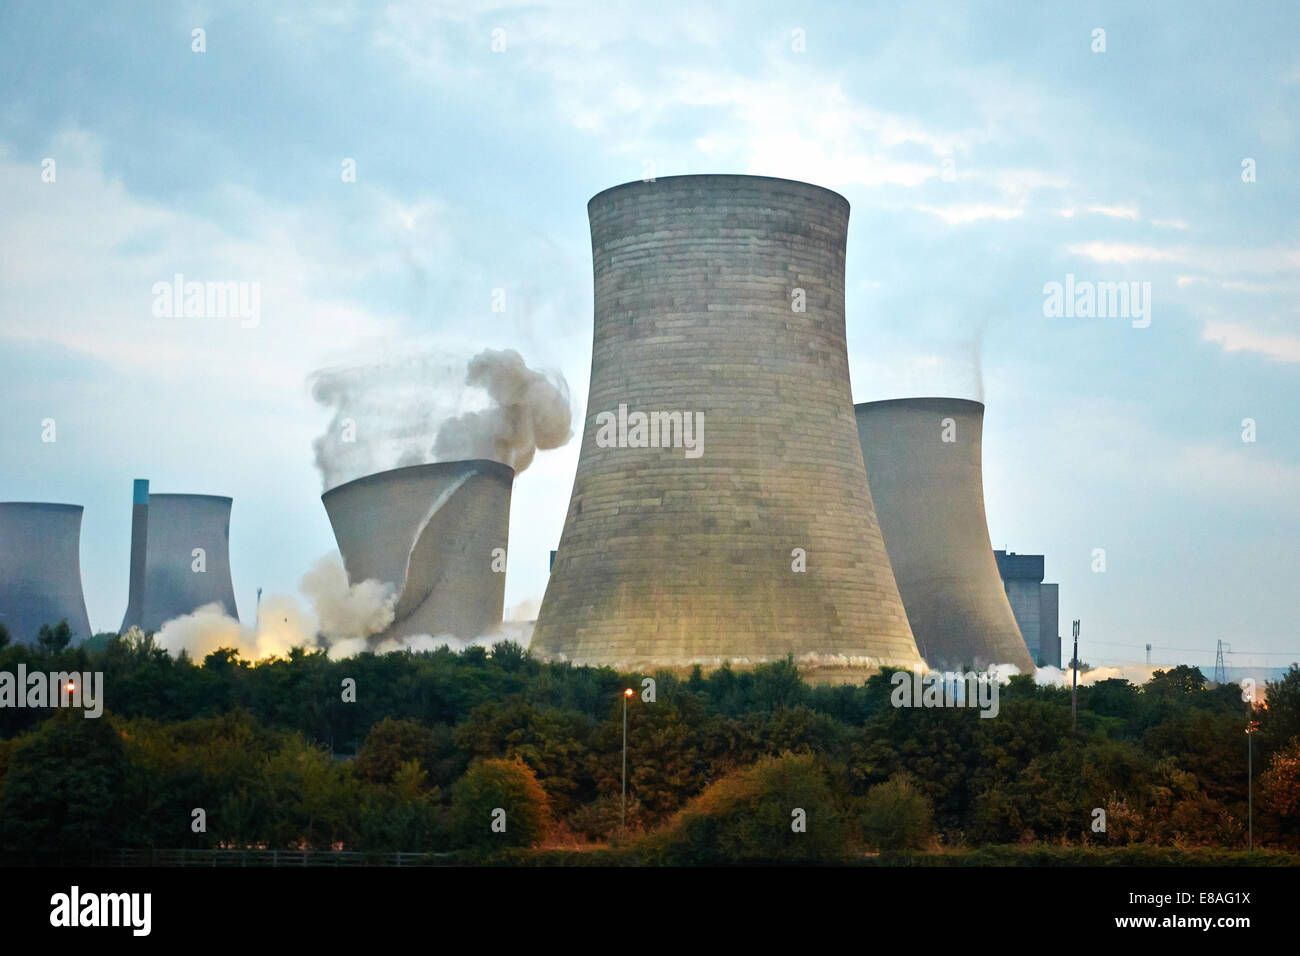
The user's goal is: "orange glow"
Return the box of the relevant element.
[624,688,634,697]
[65,682,75,691]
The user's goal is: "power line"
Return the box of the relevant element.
[1083,639,1299,658]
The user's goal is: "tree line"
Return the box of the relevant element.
[0,626,1297,861]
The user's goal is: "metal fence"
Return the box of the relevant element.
[3,848,457,867]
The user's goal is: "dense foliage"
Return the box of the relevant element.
[1,631,1297,861]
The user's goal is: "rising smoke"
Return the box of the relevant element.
[310,347,571,490]
[154,554,532,663]
[155,555,396,661]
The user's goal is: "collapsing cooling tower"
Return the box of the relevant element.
[531,174,923,672]
[855,398,1035,672]
[321,460,513,641]
[0,502,93,645]
[119,480,239,633]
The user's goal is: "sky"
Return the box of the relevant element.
[1,0,1297,673]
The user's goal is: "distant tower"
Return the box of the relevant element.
[0,502,93,645]
[532,175,922,676]
[120,479,150,631]
[120,482,239,633]
[856,398,1035,672]
[1214,640,1230,684]
[994,549,1061,668]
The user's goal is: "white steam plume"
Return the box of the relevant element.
[432,348,572,473]
[1034,664,1160,686]
[310,347,571,489]
[299,554,397,642]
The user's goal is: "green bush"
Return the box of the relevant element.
[448,757,553,851]
[641,751,846,863]
[857,774,935,851]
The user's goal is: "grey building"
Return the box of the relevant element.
[856,399,1036,673]
[120,480,239,633]
[0,502,93,645]
[993,550,1060,667]
[532,174,923,676]
[322,460,513,641]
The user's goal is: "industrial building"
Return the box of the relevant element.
[0,502,94,645]
[994,550,1060,667]
[119,480,240,633]
[856,399,1036,673]
[321,460,513,641]
[531,174,923,676]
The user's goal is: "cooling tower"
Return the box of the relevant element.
[531,174,923,675]
[321,460,513,641]
[855,398,1035,672]
[0,502,93,645]
[119,485,239,633]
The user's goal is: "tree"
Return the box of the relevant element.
[36,619,72,653]
[448,757,552,851]
[1260,667,1300,757]
[355,718,441,785]
[643,752,846,863]
[857,774,935,852]
[1146,665,1208,700]
[0,710,128,856]
[489,640,529,673]
[0,622,10,649]
[1258,737,1300,849]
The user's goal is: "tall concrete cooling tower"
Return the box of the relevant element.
[0,502,93,645]
[855,398,1035,672]
[119,482,239,633]
[531,174,923,675]
[321,460,513,641]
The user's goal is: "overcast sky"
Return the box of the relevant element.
[1,1,1297,671]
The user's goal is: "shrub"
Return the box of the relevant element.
[448,757,552,851]
[641,751,846,863]
[857,774,935,852]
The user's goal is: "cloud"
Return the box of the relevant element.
[913,202,1023,225]
[1068,240,1300,273]
[1086,204,1140,221]
[0,133,403,396]
[1202,321,1300,363]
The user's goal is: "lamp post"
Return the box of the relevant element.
[622,688,634,836]
[1071,620,1080,732]
[1246,717,1259,851]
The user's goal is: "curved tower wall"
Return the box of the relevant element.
[119,479,149,631]
[321,460,513,641]
[125,493,239,633]
[855,398,1035,672]
[0,502,93,645]
[531,174,923,673]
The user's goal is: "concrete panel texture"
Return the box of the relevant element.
[532,174,923,673]
[131,494,239,633]
[855,398,1036,672]
[0,502,93,644]
[321,460,513,641]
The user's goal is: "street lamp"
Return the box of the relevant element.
[1246,715,1260,851]
[622,688,634,837]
